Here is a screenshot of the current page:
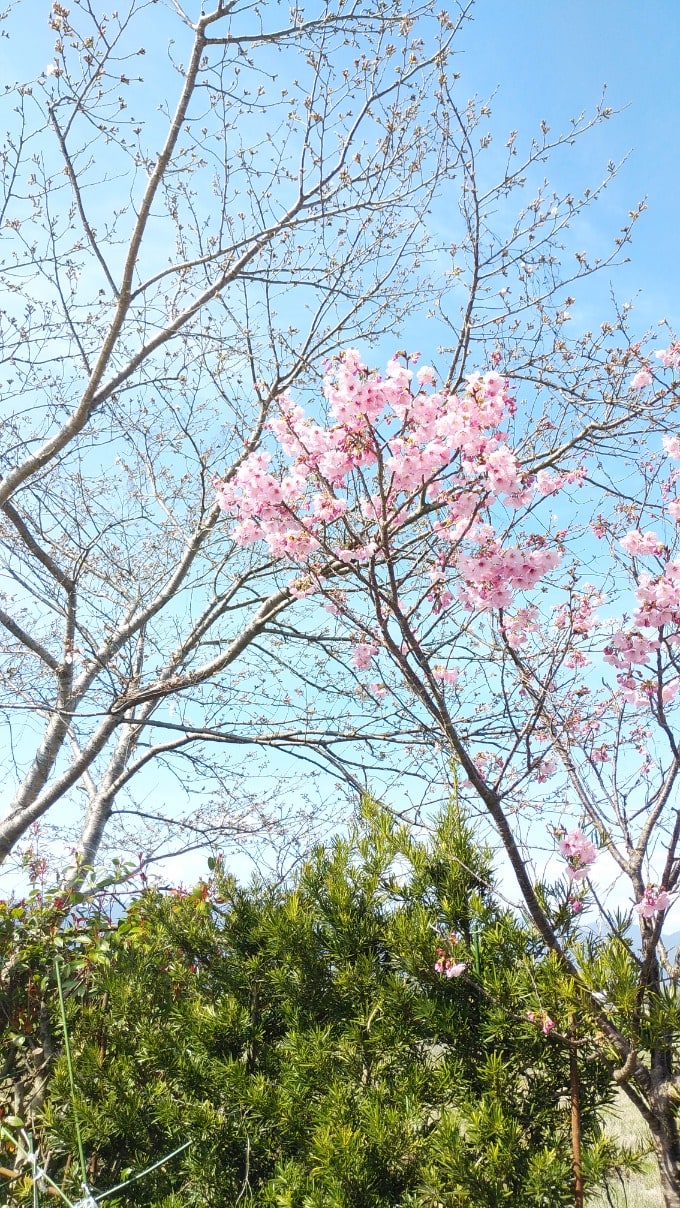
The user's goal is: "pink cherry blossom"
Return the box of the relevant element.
[445,961,466,978]
[433,665,459,685]
[335,542,378,565]
[604,630,660,669]
[558,828,597,881]
[434,932,466,978]
[434,949,466,978]
[288,576,316,599]
[352,643,378,670]
[535,757,557,782]
[553,592,602,638]
[630,368,652,389]
[635,885,672,919]
[655,342,680,369]
[633,562,680,629]
[216,352,567,627]
[619,529,664,556]
[416,364,437,387]
[535,470,565,496]
[501,606,540,647]
[527,1011,556,1036]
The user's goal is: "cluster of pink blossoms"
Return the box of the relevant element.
[630,341,680,389]
[619,529,665,557]
[500,605,540,649]
[635,885,672,919]
[216,352,567,663]
[656,342,680,369]
[600,418,680,705]
[216,345,680,715]
[434,932,466,978]
[433,664,459,686]
[557,828,597,881]
[352,642,378,671]
[620,349,680,702]
[526,1010,556,1037]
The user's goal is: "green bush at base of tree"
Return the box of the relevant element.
[1,804,636,1205]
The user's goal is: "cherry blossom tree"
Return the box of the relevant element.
[216,343,680,1203]
[4,0,680,1196]
[0,0,643,879]
[0,0,467,872]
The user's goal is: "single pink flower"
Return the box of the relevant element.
[446,961,466,979]
[630,368,652,389]
[635,885,672,919]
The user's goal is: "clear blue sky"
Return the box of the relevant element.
[457,0,680,326]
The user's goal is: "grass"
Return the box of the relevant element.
[587,1090,662,1207]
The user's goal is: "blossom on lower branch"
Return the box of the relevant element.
[527,1011,556,1036]
[434,931,466,978]
[434,952,466,978]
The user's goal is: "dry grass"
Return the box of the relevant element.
[587,1091,662,1207]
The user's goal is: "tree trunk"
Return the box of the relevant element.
[649,1092,680,1207]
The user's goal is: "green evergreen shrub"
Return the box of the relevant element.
[1,804,630,1205]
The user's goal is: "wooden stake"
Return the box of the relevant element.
[570,1030,584,1208]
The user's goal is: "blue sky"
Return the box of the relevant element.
[1,1,678,894]
[458,0,680,325]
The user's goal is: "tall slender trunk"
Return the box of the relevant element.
[570,1037,584,1208]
